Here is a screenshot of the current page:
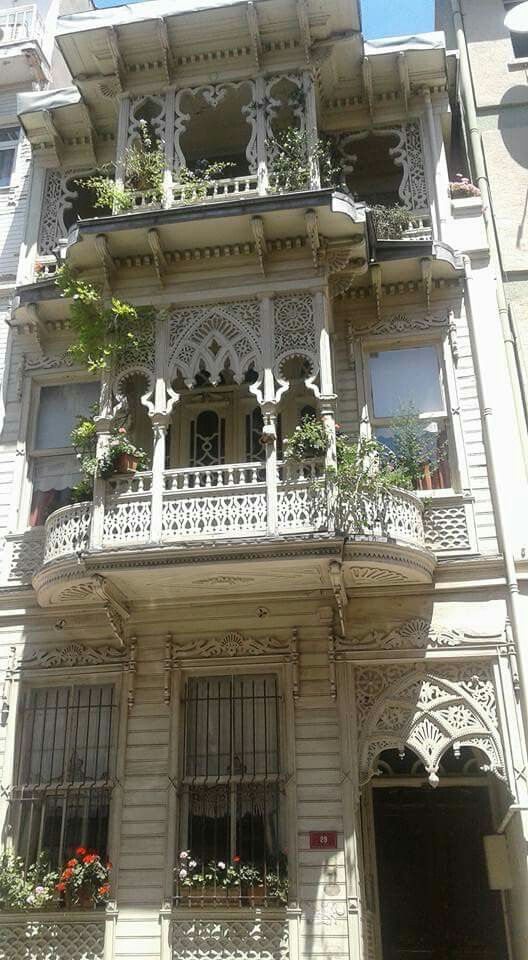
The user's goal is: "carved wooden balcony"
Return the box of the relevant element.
[31,461,437,608]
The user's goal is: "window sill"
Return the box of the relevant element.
[415,488,473,502]
[507,57,528,69]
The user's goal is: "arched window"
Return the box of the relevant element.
[190,410,225,467]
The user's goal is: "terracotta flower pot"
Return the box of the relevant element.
[245,884,266,906]
[115,452,138,474]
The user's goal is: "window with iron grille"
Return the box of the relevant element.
[177,675,287,905]
[11,684,117,869]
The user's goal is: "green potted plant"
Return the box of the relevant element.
[284,414,329,461]
[369,204,413,240]
[175,159,235,203]
[82,119,165,213]
[267,126,341,193]
[0,852,58,912]
[55,847,111,909]
[107,427,148,474]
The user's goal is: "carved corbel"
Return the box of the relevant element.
[92,575,130,648]
[362,56,374,117]
[127,636,137,712]
[251,216,267,275]
[329,560,347,634]
[148,228,167,284]
[164,633,173,705]
[447,308,459,363]
[305,209,320,266]
[42,109,63,164]
[370,262,382,319]
[246,2,262,67]
[398,52,410,114]
[1,646,16,726]
[107,26,126,92]
[94,234,116,291]
[80,103,98,168]
[156,17,174,85]
[421,257,432,313]
[296,0,312,61]
[25,303,47,347]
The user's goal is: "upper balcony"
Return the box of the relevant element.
[0,4,48,84]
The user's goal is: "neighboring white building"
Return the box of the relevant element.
[0,2,528,960]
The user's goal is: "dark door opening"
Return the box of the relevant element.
[373,785,508,960]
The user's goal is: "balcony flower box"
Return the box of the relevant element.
[114,452,139,474]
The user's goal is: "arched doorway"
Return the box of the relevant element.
[366,746,509,960]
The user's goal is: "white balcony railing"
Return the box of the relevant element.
[171,174,259,206]
[0,4,42,45]
[0,911,107,960]
[41,461,427,565]
[401,212,433,241]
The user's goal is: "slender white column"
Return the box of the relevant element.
[302,71,320,189]
[113,96,130,213]
[163,89,175,209]
[255,75,269,195]
[150,415,169,542]
[422,87,444,241]
[262,403,278,535]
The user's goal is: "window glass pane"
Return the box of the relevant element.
[0,147,14,186]
[0,126,19,142]
[35,382,100,449]
[369,346,443,418]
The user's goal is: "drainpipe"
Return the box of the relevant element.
[450,0,528,477]
[464,257,528,748]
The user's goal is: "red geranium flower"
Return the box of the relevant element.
[61,868,73,880]
[232,855,241,863]
[67,858,78,868]
[75,846,87,856]
[106,861,113,870]
[56,882,66,892]
[98,884,110,895]
[83,853,98,864]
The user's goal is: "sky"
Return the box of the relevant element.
[93,0,436,38]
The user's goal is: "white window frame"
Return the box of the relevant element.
[16,372,100,531]
[0,124,20,190]
[358,330,470,498]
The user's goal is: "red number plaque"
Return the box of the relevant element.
[309,830,337,850]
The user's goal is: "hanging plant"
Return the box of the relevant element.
[56,264,155,373]
[369,204,413,240]
[71,411,149,493]
[267,126,342,193]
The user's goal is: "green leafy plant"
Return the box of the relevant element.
[383,403,446,489]
[56,264,155,373]
[175,160,236,203]
[369,203,414,240]
[82,119,165,213]
[265,872,288,905]
[71,412,148,486]
[284,414,329,461]
[175,852,288,903]
[0,851,58,911]
[268,126,342,193]
[55,847,111,908]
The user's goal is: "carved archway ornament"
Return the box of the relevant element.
[355,664,505,786]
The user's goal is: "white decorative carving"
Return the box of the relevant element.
[173,81,257,174]
[171,918,288,960]
[38,168,93,256]
[424,503,471,553]
[173,630,290,659]
[355,664,505,785]
[127,94,166,150]
[1,918,105,960]
[193,575,255,586]
[168,299,262,387]
[342,618,501,650]
[44,503,92,563]
[265,73,305,169]
[353,312,448,337]
[6,530,45,583]
[22,641,127,669]
[273,294,319,397]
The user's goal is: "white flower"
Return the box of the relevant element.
[179,868,188,879]
[179,851,189,860]
[189,860,197,869]
[217,861,226,870]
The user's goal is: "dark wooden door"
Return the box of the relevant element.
[373,786,508,960]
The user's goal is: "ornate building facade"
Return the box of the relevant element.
[1,1,528,959]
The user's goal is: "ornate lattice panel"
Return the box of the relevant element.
[423,503,472,554]
[168,300,262,385]
[44,504,92,563]
[171,918,289,960]
[277,487,322,533]
[273,294,318,381]
[163,492,267,540]
[103,499,152,545]
[0,917,105,960]
[355,663,505,785]
[5,530,45,583]
[400,121,428,210]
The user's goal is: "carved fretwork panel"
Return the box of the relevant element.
[1,918,105,960]
[171,918,289,960]
[127,94,167,150]
[355,663,505,785]
[167,299,262,387]
[173,81,257,175]
[273,294,318,397]
[334,121,428,212]
[38,170,77,255]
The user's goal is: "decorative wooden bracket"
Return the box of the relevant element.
[329,560,347,634]
[246,2,262,67]
[148,228,168,284]
[305,209,320,266]
[251,216,266,275]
